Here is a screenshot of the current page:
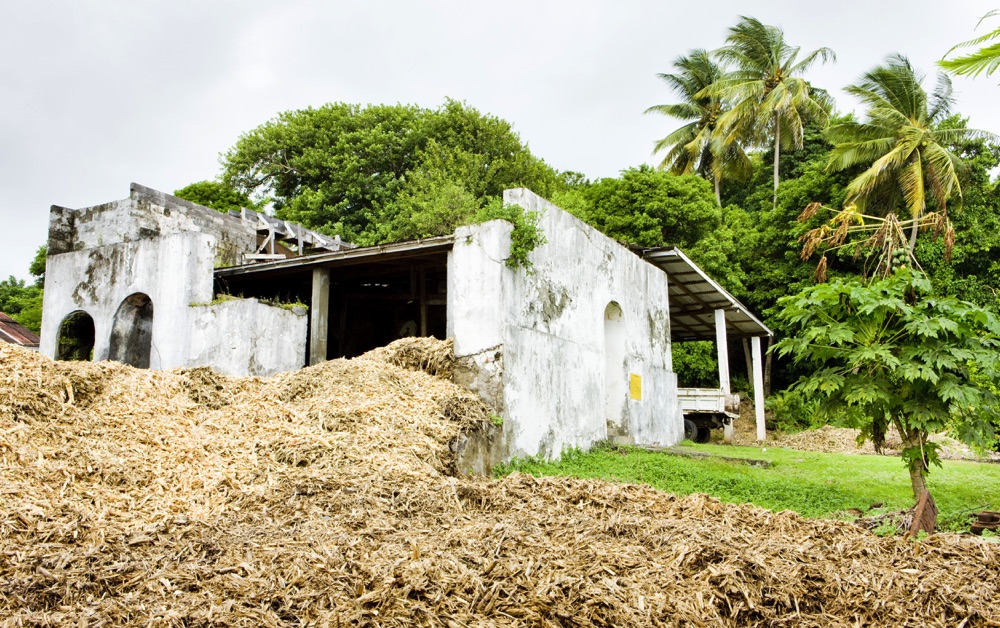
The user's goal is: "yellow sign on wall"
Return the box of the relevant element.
[629,374,642,400]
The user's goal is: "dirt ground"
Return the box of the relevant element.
[2,342,999,626]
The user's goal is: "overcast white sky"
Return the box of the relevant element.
[2,0,997,280]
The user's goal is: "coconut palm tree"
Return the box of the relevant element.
[825,54,995,249]
[645,50,750,205]
[710,16,835,207]
[940,10,1000,78]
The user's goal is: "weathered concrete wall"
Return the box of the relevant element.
[48,183,256,267]
[448,220,511,413]
[41,184,304,376]
[448,189,682,460]
[41,231,216,368]
[188,299,307,377]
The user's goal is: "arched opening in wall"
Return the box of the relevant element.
[604,302,627,426]
[108,293,154,368]
[56,311,96,361]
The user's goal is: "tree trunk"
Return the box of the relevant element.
[900,426,938,533]
[714,174,721,206]
[908,490,938,536]
[907,202,925,251]
[908,464,929,501]
[773,114,781,209]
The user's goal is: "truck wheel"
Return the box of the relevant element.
[684,419,697,442]
[695,426,711,443]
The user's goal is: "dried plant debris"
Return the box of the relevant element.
[732,406,999,462]
[2,341,999,627]
[364,336,456,379]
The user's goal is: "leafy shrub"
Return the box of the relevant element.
[765,388,822,432]
[672,341,718,387]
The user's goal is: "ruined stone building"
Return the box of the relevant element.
[41,184,770,460]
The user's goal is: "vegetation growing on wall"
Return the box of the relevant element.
[470,200,546,270]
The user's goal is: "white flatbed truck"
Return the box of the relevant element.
[678,388,740,443]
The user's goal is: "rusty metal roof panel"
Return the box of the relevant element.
[0,312,40,348]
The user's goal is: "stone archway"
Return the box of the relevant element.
[56,310,96,361]
[108,293,154,368]
[604,301,626,425]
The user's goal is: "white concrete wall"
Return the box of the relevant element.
[47,183,257,267]
[448,189,682,460]
[41,231,216,369]
[41,185,304,377]
[188,298,307,376]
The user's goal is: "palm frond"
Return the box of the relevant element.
[932,126,1000,144]
[940,10,1000,77]
[789,46,837,74]
[922,142,963,200]
[844,144,911,201]
[652,122,699,152]
[940,43,1000,77]
[927,71,955,122]
[827,137,899,172]
[645,103,704,120]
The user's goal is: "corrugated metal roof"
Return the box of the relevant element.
[0,312,40,348]
[641,247,772,342]
[215,235,455,279]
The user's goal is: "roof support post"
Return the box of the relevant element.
[715,308,730,396]
[419,267,428,337]
[751,336,766,441]
[309,267,330,366]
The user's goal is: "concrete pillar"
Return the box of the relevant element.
[751,336,766,441]
[715,309,730,396]
[309,267,330,365]
[419,267,428,337]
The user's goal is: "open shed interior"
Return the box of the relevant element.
[215,244,451,361]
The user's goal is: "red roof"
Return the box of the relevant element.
[0,312,40,348]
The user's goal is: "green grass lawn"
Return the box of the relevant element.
[495,443,1000,532]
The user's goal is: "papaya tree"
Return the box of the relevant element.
[773,267,1000,528]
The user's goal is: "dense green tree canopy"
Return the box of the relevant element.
[0,245,45,333]
[918,115,1000,308]
[221,99,561,245]
[561,167,744,290]
[174,181,260,214]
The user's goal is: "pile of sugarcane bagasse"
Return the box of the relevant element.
[1,339,997,627]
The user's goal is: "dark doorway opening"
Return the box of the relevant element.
[56,310,95,361]
[329,263,448,358]
[215,248,449,360]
